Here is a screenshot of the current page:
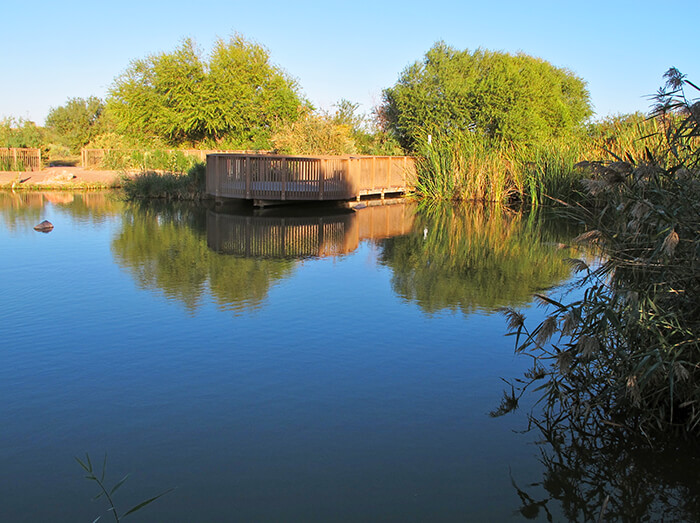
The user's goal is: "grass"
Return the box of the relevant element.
[0,180,111,191]
[119,162,207,200]
[77,453,173,522]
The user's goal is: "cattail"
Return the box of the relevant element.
[556,349,573,374]
[673,362,690,382]
[577,335,599,358]
[500,308,525,330]
[561,309,580,336]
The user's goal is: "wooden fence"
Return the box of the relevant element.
[0,148,42,171]
[206,153,416,202]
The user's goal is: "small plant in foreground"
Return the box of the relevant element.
[76,453,174,522]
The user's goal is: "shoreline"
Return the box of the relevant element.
[0,166,126,190]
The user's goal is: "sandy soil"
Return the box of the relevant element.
[0,166,127,188]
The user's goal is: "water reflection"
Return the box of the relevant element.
[207,202,416,259]
[511,417,700,521]
[109,199,582,315]
[0,191,120,230]
[378,203,580,314]
[111,201,296,313]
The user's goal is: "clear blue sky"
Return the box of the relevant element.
[2,0,698,125]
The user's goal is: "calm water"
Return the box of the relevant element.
[0,192,696,522]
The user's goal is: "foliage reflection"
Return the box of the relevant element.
[111,201,295,313]
[511,416,700,521]
[378,203,580,314]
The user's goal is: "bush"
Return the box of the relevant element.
[381,42,592,150]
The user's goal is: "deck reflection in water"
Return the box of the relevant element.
[207,201,416,259]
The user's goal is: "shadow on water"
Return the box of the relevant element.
[510,414,700,522]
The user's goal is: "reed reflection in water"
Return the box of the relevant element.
[379,203,580,314]
[510,414,700,521]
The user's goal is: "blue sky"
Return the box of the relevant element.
[2,0,698,125]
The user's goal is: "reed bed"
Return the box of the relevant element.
[497,69,700,436]
[412,116,663,205]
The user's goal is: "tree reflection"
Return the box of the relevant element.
[111,201,295,313]
[511,415,700,522]
[378,203,580,314]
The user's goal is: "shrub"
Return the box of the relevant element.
[120,162,207,200]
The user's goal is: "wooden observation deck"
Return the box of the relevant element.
[206,153,416,205]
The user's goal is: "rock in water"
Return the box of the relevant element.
[34,220,54,233]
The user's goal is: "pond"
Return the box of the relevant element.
[1,192,697,521]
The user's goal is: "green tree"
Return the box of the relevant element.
[45,96,106,152]
[108,35,303,148]
[0,117,43,148]
[381,42,592,150]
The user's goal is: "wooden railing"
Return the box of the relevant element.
[0,148,41,171]
[206,153,416,202]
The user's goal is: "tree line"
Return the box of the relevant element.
[2,35,593,160]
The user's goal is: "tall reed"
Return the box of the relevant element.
[497,68,700,436]
[412,115,665,205]
[413,130,589,205]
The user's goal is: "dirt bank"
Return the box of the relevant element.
[0,166,128,189]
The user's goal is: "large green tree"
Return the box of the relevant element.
[45,96,106,152]
[108,35,303,148]
[381,42,592,149]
